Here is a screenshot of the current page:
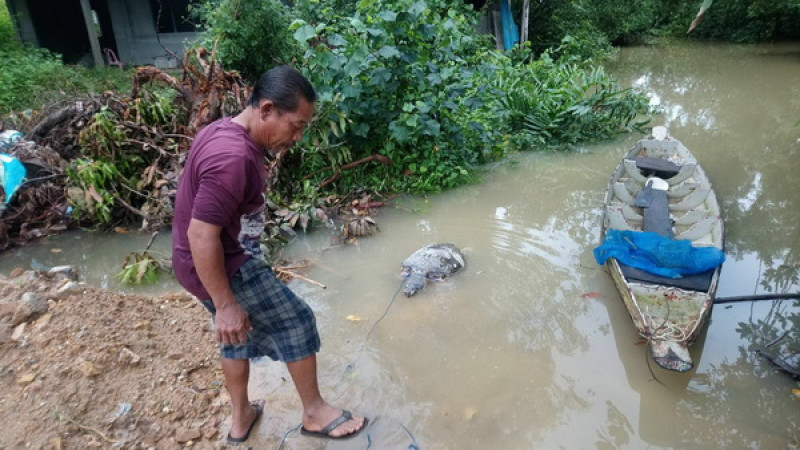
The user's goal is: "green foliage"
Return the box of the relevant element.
[0,2,20,51]
[117,252,162,284]
[287,0,501,194]
[0,1,130,113]
[667,0,800,42]
[67,89,182,226]
[585,0,660,46]
[283,0,648,197]
[129,88,177,126]
[0,46,132,115]
[0,48,62,113]
[519,0,615,58]
[518,0,659,54]
[79,107,127,158]
[65,158,121,224]
[191,0,301,82]
[294,0,356,25]
[489,48,650,146]
[518,0,800,49]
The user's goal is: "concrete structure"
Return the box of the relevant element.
[4,0,199,68]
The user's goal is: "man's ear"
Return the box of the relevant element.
[259,100,276,119]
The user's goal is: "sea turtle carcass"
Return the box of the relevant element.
[401,243,465,297]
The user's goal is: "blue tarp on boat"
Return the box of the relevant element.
[594,229,725,279]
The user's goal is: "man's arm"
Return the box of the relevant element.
[187,218,251,346]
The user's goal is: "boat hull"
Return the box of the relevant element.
[600,126,723,372]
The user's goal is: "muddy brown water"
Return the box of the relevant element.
[2,41,799,448]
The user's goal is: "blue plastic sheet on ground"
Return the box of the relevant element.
[594,229,725,278]
[0,153,26,205]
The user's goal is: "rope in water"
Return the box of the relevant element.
[278,280,420,449]
[354,281,405,364]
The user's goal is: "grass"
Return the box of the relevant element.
[0,3,19,50]
[0,2,134,117]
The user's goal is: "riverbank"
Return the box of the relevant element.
[0,267,231,448]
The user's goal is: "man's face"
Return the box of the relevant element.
[253,98,314,157]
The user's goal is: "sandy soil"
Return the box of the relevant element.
[0,267,236,449]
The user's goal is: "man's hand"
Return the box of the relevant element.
[215,300,252,346]
[187,218,253,346]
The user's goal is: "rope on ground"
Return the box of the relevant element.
[400,423,420,449]
[277,423,302,450]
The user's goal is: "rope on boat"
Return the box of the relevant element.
[642,299,673,385]
[644,341,666,386]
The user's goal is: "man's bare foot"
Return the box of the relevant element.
[227,399,265,443]
[301,402,367,439]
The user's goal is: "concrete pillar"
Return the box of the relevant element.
[79,0,104,68]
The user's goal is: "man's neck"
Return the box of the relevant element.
[232,107,255,133]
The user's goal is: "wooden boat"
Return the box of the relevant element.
[599,126,724,372]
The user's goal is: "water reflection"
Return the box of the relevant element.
[677,302,798,449]
[612,41,800,449]
[616,41,800,300]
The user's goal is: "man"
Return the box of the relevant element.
[172,65,367,443]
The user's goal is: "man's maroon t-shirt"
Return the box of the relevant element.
[171,117,266,300]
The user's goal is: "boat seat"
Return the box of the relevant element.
[665,163,697,185]
[675,216,719,241]
[673,210,712,226]
[667,182,699,198]
[613,182,637,206]
[622,178,699,200]
[604,206,638,231]
[669,185,711,211]
[635,157,681,179]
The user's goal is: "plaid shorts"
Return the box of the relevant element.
[200,257,320,362]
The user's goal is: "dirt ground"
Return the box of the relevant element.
[0,266,238,449]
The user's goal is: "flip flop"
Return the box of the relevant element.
[226,400,265,444]
[300,410,368,440]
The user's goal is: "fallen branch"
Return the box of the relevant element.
[131,66,194,104]
[274,268,327,289]
[143,231,159,252]
[28,104,84,139]
[56,412,119,444]
[353,201,386,210]
[115,197,145,217]
[316,154,393,189]
[275,264,309,271]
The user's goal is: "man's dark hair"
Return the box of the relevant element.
[248,65,317,111]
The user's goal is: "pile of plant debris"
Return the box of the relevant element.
[0,48,381,263]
